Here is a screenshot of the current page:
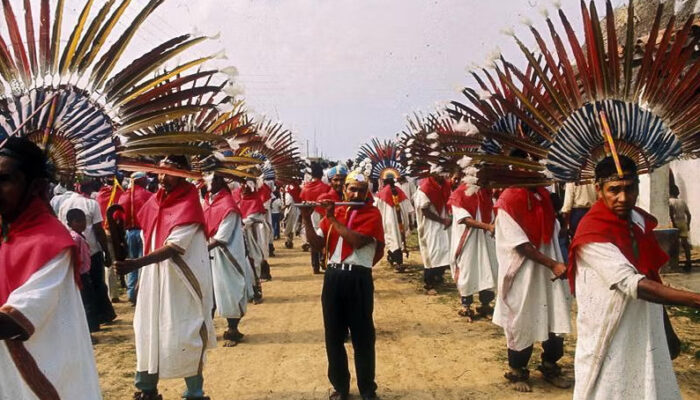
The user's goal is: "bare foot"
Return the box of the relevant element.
[223,340,238,347]
[543,374,572,389]
[512,380,532,392]
[457,307,474,322]
[426,288,438,296]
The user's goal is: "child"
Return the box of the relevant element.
[66,208,101,334]
[669,186,693,272]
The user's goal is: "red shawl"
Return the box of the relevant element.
[419,177,451,214]
[320,203,385,266]
[239,192,266,219]
[0,197,79,304]
[203,188,241,238]
[495,187,555,247]
[301,179,331,214]
[376,185,407,206]
[448,184,493,224]
[567,199,668,294]
[138,182,205,255]
[258,183,272,204]
[286,183,302,203]
[96,185,123,228]
[117,185,153,229]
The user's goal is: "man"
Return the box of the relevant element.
[203,173,254,347]
[96,176,125,302]
[414,174,452,294]
[569,156,700,399]
[117,172,153,305]
[448,182,497,321]
[239,178,272,284]
[669,185,693,272]
[300,163,331,273]
[58,178,116,325]
[492,180,571,392]
[115,156,216,400]
[283,180,302,248]
[0,138,102,399]
[561,182,597,238]
[321,164,348,202]
[397,175,417,229]
[302,170,384,400]
[375,174,412,272]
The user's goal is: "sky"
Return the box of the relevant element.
[68,0,646,159]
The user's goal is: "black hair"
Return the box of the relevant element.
[383,176,395,186]
[310,162,324,179]
[670,184,680,198]
[595,155,637,181]
[508,148,529,159]
[162,155,190,169]
[0,137,50,182]
[66,208,86,223]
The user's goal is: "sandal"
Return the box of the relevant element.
[457,307,475,321]
[537,361,572,389]
[504,368,531,392]
[133,391,162,400]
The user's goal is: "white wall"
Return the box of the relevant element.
[670,159,700,247]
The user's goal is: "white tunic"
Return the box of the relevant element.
[573,213,681,400]
[210,212,255,319]
[243,212,270,276]
[135,224,216,379]
[449,206,498,297]
[414,190,451,269]
[492,210,571,351]
[283,192,300,238]
[0,250,102,399]
[375,195,413,253]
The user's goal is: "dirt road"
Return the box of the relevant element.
[95,238,700,399]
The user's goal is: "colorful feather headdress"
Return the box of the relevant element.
[450,0,700,187]
[0,0,226,181]
[355,137,407,181]
[240,119,304,184]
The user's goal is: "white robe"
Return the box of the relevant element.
[492,210,571,351]
[135,224,216,379]
[210,212,255,319]
[375,195,413,253]
[449,206,498,297]
[243,212,270,276]
[573,214,681,399]
[283,192,300,239]
[414,190,451,269]
[0,250,102,399]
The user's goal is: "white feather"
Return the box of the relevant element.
[464,166,479,176]
[429,151,440,157]
[426,132,439,140]
[499,27,515,37]
[212,49,227,60]
[539,6,549,18]
[478,89,492,101]
[219,66,239,79]
[552,0,561,9]
[520,17,533,26]
[463,175,478,185]
[465,184,480,196]
[457,156,473,169]
[430,142,439,149]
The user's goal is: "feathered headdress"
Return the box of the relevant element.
[0,0,224,181]
[240,119,304,184]
[355,137,407,181]
[451,0,699,187]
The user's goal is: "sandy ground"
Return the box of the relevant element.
[95,237,700,400]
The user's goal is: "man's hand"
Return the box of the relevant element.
[299,203,313,219]
[320,199,335,219]
[551,262,567,281]
[442,217,452,229]
[487,224,495,236]
[114,259,140,275]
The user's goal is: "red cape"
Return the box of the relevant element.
[495,187,555,247]
[418,177,451,214]
[117,185,153,229]
[0,197,79,304]
[448,184,493,224]
[203,188,241,238]
[320,203,385,266]
[96,185,124,228]
[301,179,331,214]
[138,182,205,255]
[239,191,266,219]
[567,199,668,295]
[286,183,302,203]
[376,184,407,206]
[258,183,272,204]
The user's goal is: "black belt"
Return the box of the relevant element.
[327,263,371,272]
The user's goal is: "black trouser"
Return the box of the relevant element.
[387,249,403,265]
[311,250,323,272]
[507,333,564,370]
[322,266,377,397]
[461,290,495,308]
[423,266,448,286]
[90,252,116,324]
[79,273,100,332]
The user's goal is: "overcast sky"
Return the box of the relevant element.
[122,0,640,159]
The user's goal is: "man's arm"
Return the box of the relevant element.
[637,279,700,308]
[515,242,567,279]
[114,245,180,275]
[0,312,28,340]
[93,223,112,266]
[300,207,325,251]
[460,217,494,235]
[422,205,450,228]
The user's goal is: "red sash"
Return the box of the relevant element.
[418,177,451,214]
[239,192,266,219]
[301,180,331,214]
[567,199,668,294]
[377,185,407,206]
[0,197,79,304]
[138,182,205,254]
[448,184,493,224]
[320,203,385,266]
[203,188,241,237]
[495,187,555,247]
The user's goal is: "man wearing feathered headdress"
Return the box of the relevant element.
[300,162,331,274]
[202,173,255,347]
[282,178,303,249]
[569,155,700,399]
[374,171,412,272]
[301,169,384,400]
[239,177,273,286]
[115,155,216,400]
[0,138,102,399]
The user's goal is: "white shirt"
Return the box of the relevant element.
[57,192,103,255]
[271,197,283,214]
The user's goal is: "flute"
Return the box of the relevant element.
[293,202,366,207]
